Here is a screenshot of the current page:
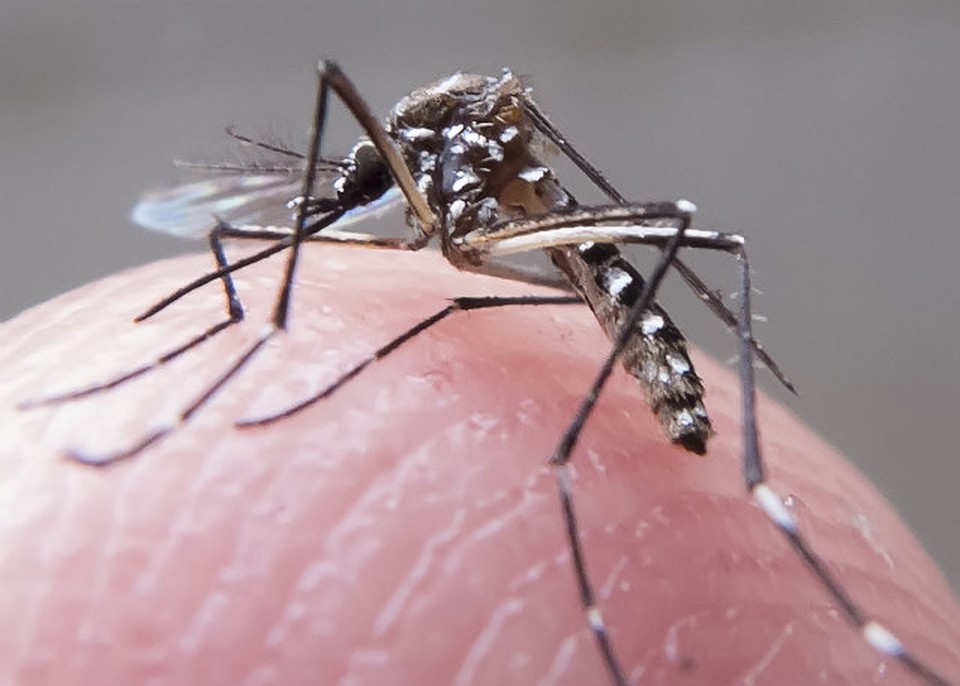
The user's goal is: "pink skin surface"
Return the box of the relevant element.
[1,246,958,686]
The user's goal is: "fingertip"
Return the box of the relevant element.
[1,248,958,685]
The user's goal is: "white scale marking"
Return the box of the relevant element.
[863,621,905,656]
[753,483,797,532]
[499,126,519,143]
[460,128,488,147]
[444,123,465,139]
[474,226,744,257]
[587,606,605,631]
[401,126,435,141]
[518,166,549,182]
[448,199,466,222]
[451,170,481,193]
[641,313,665,336]
[605,268,633,298]
[666,352,691,375]
[484,142,505,163]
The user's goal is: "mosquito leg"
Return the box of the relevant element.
[317,60,437,232]
[522,95,791,392]
[135,237,293,322]
[547,210,691,686]
[137,60,442,326]
[521,95,626,206]
[733,249,953,686]
[224,125,307,161]
[277,63,355,330]
[459,203,743,254]
[66,60,454,464]
[68,334,273,466]
[207,218,246,322]
[68,61,338,465]
[474,197,952,683]
[236,294,582,427]
[19,221,248,408]
[135,216,429,323]
[671,258,794,392]
[458,203,793,393]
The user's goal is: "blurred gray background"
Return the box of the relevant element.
[2,2,958,591]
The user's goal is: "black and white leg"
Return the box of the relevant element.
[235,294,583,427]
[735,251,953,686]
[548,205,693,686]
[521,94,792,392]
[135,221,428,324]
[19,220,247,408]
[55,59,486,465]
[460,202,953,686]
[59,63,372,464]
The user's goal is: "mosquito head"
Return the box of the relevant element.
[334,139,395,210]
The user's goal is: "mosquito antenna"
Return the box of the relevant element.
[225,124,308,160]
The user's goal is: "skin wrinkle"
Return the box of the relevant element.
[4,248,960,684]
[453,597,526,686]
[661,612,706,664]
[135,506,210,665]
[161,459,283,668]
[738,621,797,686]
[61,472,120,665]
[309,440,449,582]
[266,436,437,674]
[77,469,135,651]
[463,488,542,544]
[220,468,293,586]
[178,591,231,654]
[441,475,578,685]
[335,650,392,686]
[16,503,52,673]
[598,554,631,601]
[262,433,471,658]
[789,512,950,634]
[440,476,560,597]
[373,432,448,515]
[537,635,582,686]
[132,468,208,597]
[372,507,468,636]
[850,512,896,573]
[192,464,294,656]
[506,559,551,594]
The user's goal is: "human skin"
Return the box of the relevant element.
[1,246,958,686]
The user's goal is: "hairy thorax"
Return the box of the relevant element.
[387,70,571,263]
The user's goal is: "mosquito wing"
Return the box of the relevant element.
[132,169,405,239]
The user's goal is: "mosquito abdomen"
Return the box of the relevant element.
[549,241,712,454]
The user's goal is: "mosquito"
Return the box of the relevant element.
[21,61,954,686]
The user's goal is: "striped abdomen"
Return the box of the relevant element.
[549,241,712,454]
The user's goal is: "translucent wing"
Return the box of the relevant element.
[132,173,301,238]
[132,169,405,239]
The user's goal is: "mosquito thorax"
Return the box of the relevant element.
[387,70,571,243]
[334,139,395,209]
